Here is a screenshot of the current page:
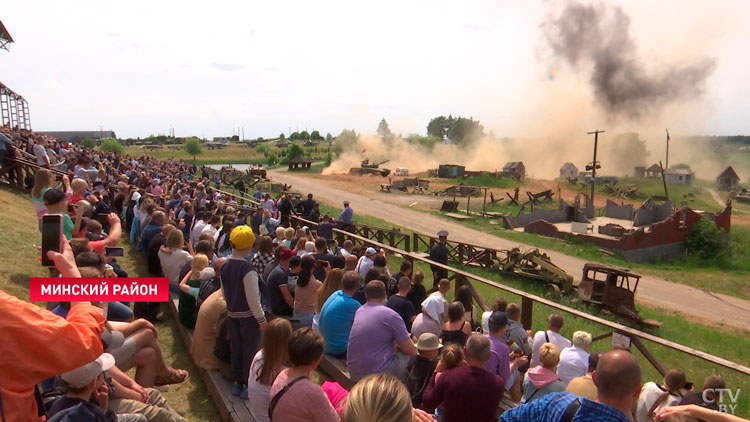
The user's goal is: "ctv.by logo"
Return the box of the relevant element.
[703,388,741,414]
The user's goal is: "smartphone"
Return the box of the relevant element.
[41,214,63,267]
[105,246,125,257]
[97,213,110,224]
[67,204,75,213]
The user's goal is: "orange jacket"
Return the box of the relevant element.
[0,291,105,422]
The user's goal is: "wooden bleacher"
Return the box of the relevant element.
[167,293,255,422]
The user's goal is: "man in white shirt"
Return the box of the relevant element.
[33,139,50,168]
[556,330,592,385]
[201,215,221,241]
[529,313,571,367]
[191,212,208,244]
[355,247,377,278]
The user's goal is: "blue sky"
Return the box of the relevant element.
[2,0,748,139]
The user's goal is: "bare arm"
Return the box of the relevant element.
[655,405,748,422]
[397,338,418,356]
[279,285,295,309]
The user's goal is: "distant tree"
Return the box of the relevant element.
[427,115,451,138]
[257,136,264,142]
[377,118,392,139]
[184,138,203,163]
[447,117,484,145]
[279,133,286,141]
[670,163,692,170]
[99,139,124,155]
[427,115,483,145]
[310,130,322,140]
[81,138,96,149]
[286,143,304,162]
[300,130,310,140]
[337,129,358,144]
[290,132,300,140]
[255,144,270,157]
[325,133,333,142]
[266,152,278,165]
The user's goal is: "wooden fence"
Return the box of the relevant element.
[290,215,750,378]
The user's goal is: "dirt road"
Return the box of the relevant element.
[270,170,750,331]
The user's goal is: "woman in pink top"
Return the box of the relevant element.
[293,256,323,327]
[269,328,338,422]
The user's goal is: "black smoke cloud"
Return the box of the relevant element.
[542,2,716,119]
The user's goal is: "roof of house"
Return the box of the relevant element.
[665,168,693,175]
[717,166,740,181]
[288,155,311,164]
[503,161,524,171]
[560,162,577,171]
[646,164,662,172]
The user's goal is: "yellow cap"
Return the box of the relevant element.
[229,225,256,250]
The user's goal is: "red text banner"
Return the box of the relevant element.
[30,278,169,302]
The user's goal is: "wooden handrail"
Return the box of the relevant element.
[289,215,750,377]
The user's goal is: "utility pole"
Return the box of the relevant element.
[587,130,605,209]
[665,128,670,170]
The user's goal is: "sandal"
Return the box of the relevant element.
[154,368,189,386]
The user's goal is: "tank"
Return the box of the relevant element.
[349,159,391,177]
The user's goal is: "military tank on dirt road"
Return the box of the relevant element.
[349,159,391,177]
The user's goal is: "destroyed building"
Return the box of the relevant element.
[501,162,525,182]
[504,197,731,262]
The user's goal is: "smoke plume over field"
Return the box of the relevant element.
[324,1,728,180]
[542,2,716,120]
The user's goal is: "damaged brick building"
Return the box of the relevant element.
[505,197,731,262]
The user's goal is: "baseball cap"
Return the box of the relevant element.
[417,333,443,351]
[61,353,116,388]
[365,247,377,256]
[279,247,294,260]
[229,225,256,249]
[489,311,508,327]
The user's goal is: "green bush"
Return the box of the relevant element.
[99,139,124,155]
[184,138,203,162]
[266,153,278,165]
[685,216,725,259]
[81,138,96,149]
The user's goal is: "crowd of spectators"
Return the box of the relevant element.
[0,126,745,422]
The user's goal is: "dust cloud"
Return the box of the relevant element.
[541,2,716,120]
[324,1,730,181]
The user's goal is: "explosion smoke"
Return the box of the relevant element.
[542,2,716,120]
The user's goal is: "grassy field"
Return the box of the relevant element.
[0,187,220,421]
[121,141,330,165]
[308,198,750,414]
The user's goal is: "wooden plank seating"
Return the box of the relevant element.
[167,294,255,422]
[443,212,471,220]
[318,354,355,390]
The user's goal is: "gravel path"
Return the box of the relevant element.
[270,169,750,332]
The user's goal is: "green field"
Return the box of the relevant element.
[121,141,330,165]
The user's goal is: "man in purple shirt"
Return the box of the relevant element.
[486,311,528,402]
[347,280,417,382]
